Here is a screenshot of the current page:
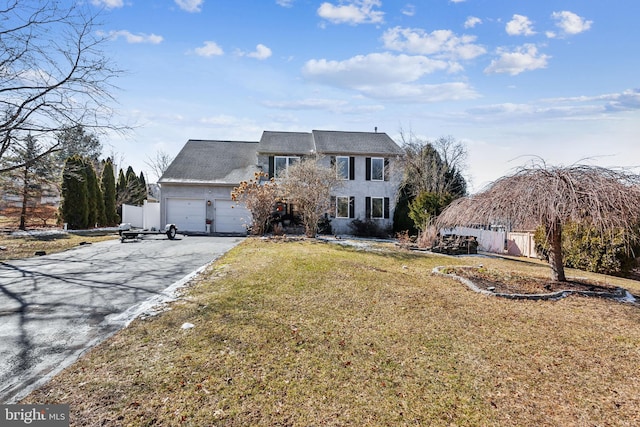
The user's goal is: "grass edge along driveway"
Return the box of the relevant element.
[23,238,640,426]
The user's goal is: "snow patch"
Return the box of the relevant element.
[105,263,210,327]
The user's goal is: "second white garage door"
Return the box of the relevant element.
[166,198,206,233]
[215,200,250,233]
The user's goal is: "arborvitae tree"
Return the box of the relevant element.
[138,171,147,203]
[116,165,146,207]
[117,168,126,200]
[83,158,103,227]
[125,166,137,185]
[101,158,118,226]
[60,155,89,229]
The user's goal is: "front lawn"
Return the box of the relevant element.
[23,239,640,426]
[0,230,118,261]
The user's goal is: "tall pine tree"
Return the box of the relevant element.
[60,155,89,229]
[101,158,118,226]
[83,158,104,227]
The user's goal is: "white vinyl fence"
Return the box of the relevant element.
[441,226,505,253]
[506,231,539,258]
[121,200,161,229]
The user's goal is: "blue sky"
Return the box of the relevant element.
[92,0,640,191]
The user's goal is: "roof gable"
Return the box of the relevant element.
[259,131,314,155]
[159,139,258,184]
[312,130,404,156]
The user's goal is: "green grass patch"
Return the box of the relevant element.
[23,239,640,426]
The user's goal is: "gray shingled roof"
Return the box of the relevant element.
[312,130,404,156]
[259,131,315,155]
[161,130,404,184]
[159,140,259,184]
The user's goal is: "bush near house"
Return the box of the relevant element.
[348,217,392,238]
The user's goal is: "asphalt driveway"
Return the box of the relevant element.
[0,234,244,403]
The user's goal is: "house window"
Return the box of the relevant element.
[371,158,384,181]
[274,156,299,178]
[336,156,349,180]
[367,157,385,181]
[336,196,350,218]
[371,197,384,218]
[365,196,390,219]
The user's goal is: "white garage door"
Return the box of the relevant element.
[215,200,250,233]
[166,198,206,233]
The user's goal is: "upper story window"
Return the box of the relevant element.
[370,157,384,181]
[336,156,350,180]
[274,156,300,178]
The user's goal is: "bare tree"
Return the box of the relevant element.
[231,172,280,235]
[398,130,468,198]
[436,162,640,282]
[280,156,341,238]
[0,1,123,172]
[145,150,175,182]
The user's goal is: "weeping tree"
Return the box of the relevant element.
[436,163,640,282]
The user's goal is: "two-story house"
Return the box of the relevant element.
[158,130,404,235]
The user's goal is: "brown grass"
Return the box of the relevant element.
[0,230,117,260]
[21,239,640,426]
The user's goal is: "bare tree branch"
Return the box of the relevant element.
[0,1,125,171]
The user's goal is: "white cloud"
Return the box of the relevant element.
[101,30,163,44]
[401,4,416,17]
[302,52,478,102]
[317,0,384,25]
[276,0,294,7]
[240,44,272,60]
[91,0,124,8]
[464,16,482,29]
[506,14,535,36]
[449,0,466,3]
[551,11,592,36]
[175,0,203,13]
[543,89,640,113]
[382,27,486,62]
[484,44,549,75]
[303,52,449,86]
[194,41,224,57]
[360,82,478,102]
[262,98,385,114]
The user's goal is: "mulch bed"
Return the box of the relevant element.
[445,266,625,296]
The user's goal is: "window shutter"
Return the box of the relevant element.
[365,197,371,219]
[268,156,274,179]
[349,196,355,218]
[384,158,390,181]
[384,197,390,219]
[365,157,371,181]
[349,157,355,180]
[330,196,336,218]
